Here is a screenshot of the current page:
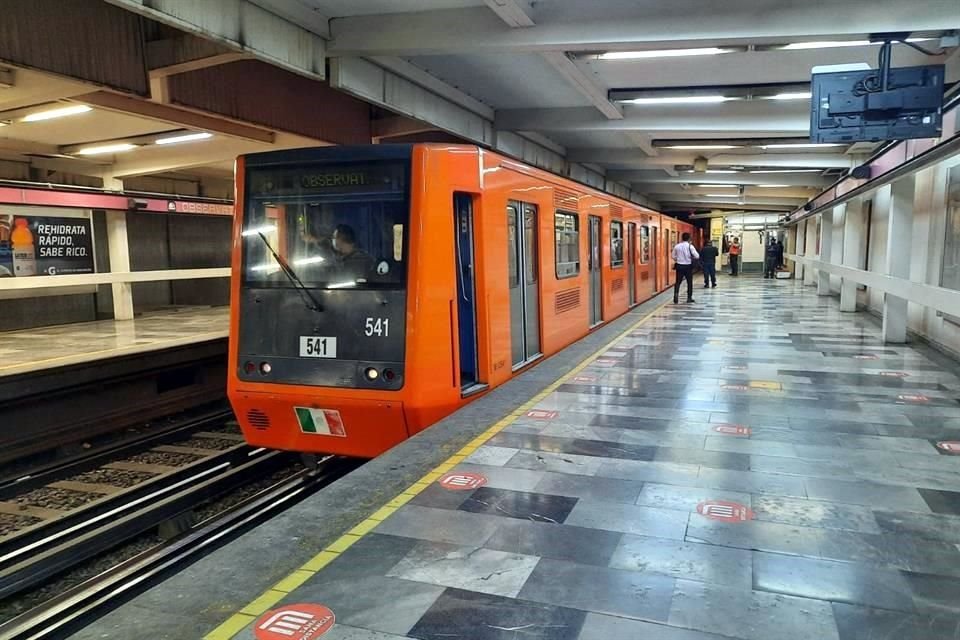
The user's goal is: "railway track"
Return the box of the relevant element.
[0,456,359,639]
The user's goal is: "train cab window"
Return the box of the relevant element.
[610,221,624,268]
[555,211,580,279]
[242,161,408,290]
[640,225,650,264]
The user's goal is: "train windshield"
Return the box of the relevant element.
[242,161,408,290]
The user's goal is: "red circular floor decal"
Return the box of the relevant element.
[937,441,960,454]
[714,424,751,436]
[697,500,754,522]
[438,472,487,491]
[255,604,335,640]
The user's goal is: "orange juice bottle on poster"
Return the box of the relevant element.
[11,218,37,276]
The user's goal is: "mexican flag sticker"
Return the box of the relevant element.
[294,408,347,437]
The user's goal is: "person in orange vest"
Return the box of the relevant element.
[728,237,741,276]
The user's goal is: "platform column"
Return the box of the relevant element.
[804,216,817,286]
[106,210,135,321]
[840,198,865,312]
[818,206,838,295]
[880,177,915,343]
[795,219,806,280]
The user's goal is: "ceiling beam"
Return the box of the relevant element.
[483,0,535,28]
[368,56,495,120]
[481,2,623,122]
[496,102,810,133]
[328,0,956,56]
[540,52,623,120]
[571,149,854,169]
[619,172,831,187]
[147,36,251,78]
[75,91,276,143]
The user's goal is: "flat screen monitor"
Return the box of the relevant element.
[810,64,945,143]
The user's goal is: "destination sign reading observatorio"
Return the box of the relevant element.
[251,162,405,197]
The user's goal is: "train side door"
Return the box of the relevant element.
[651,226,659,291]
[588,215,602,325]
[627,222,637,306]
[508,201,542,369]
[454,193,480,392]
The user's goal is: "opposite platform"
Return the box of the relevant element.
[76,278,960,640]
[0,306,228,378]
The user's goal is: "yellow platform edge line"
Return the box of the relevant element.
[202,298,667,639]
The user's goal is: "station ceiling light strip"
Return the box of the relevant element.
[155,132,213,145]
[74,143,138,156]
[598,47,734,60]
[779,37,935,50]
[22,104,92,122]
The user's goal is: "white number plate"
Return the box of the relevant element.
[299,336,337,358]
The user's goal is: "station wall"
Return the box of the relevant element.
[800,151,960,357]
[1,207,230,331]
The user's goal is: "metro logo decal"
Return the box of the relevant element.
[439,472,487,491]
[714,424,751,436]
[936,441,960,454]
[526,409,559,420]
[255,604,335,639]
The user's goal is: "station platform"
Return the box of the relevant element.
[74,277,960,640]
[0,307,229,378]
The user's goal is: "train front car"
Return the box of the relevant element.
[229,146,414,457]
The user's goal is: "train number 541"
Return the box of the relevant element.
[365,317,390,337]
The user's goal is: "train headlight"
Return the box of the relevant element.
[364,367,380,381]
[259,362,272,375]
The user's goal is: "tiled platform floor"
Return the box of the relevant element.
[226,277,960,640]
[0,306,228,377]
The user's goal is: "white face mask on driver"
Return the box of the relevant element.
[331,237,339,252]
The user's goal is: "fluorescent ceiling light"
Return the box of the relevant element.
[665,144,742,150]
[754,184,791,188]
[696,184,738,188]
[327,280,357,289]
[686,169,739,174]
[765,92,812,101]
[599,47,732,60]
[760,143,844,149]
[705,194,740,197]
[74,143,137,156]
[781,37,932,50]
[293,256,325,265]
[155,132,213,145]
[241,225,277,237]
[750,169,823,174]
[620,95,735,106]
[250,263,279,272]
[22,104,92,122]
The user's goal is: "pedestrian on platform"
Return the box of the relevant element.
[729,238,741,276]
[673,232,699,304]
[764,239,780,279]
[776,238,785,268]
[700,238,719,288]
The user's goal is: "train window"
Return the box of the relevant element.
[555,211,579,279]
[524,205,538,285]
[610,221,624,268]
[242,161,408,290]
[507,205,519,288]
[640,225,650,264]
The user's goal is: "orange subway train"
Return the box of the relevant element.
[228,144,695,457]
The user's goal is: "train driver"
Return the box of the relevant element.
[332,224,375,281]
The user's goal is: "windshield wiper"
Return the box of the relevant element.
[254,232,324,313]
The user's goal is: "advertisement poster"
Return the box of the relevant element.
[0,213,95,277]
